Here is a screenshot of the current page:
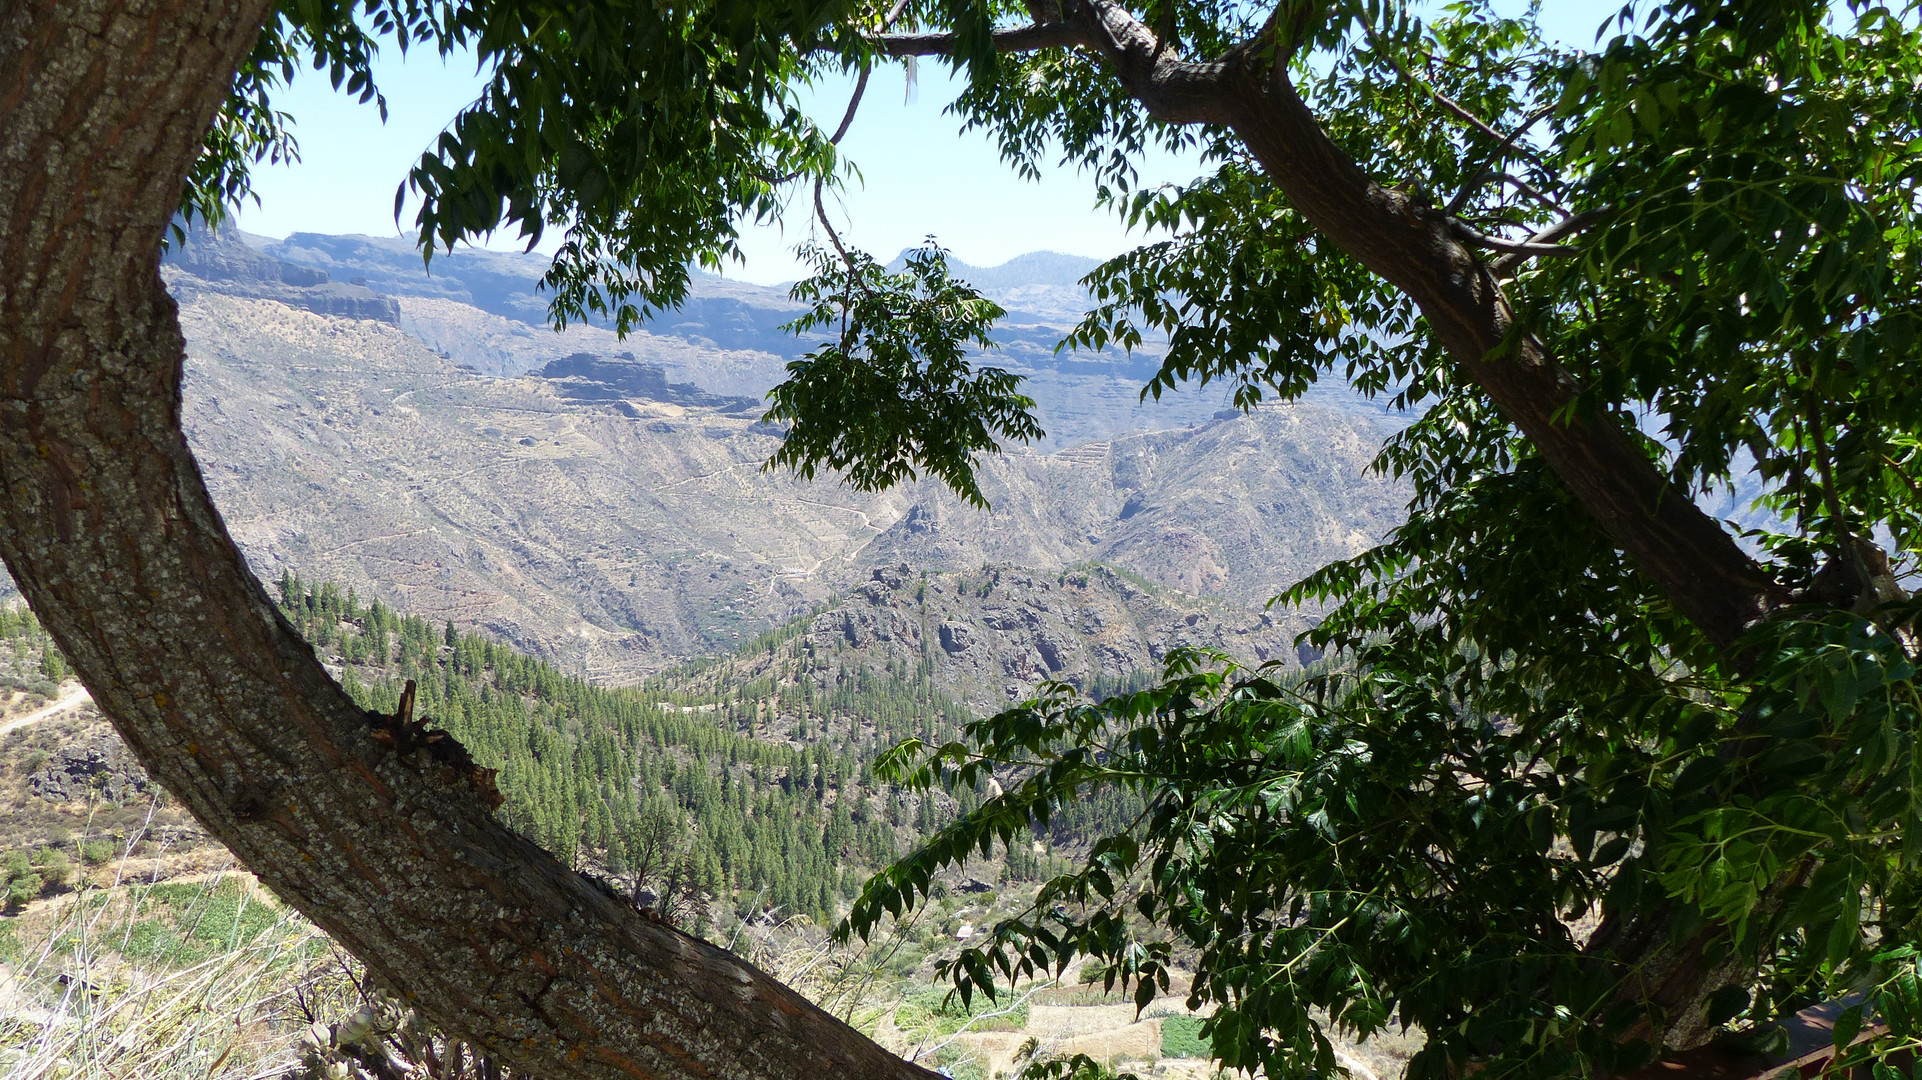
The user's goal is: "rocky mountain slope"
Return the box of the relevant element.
[0,224,1399,684]
[679,562,1307,717]
[171,284,1402,681]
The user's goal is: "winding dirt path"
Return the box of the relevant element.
[0,684,92,739]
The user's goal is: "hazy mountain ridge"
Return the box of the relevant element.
[163,223,401,324]
[241,230,1338,445]
[260,230,811,357]
[161,224,1422,449]
[395,294,790,390]
[540,353,763,415]
[165,279,1404,682]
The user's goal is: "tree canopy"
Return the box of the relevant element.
[835,5,1922,1078]
[5,1,1922,1079]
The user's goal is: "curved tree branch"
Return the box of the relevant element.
[1488,209,1611,276]
[1217,65,1781,651]
[0,5,935,1079]
[961,0,1781,652]
[875,4,1228,125]
[876,22,1086,56]
[1447,218,1583,257]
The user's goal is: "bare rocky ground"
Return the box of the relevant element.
[0,691,216,883]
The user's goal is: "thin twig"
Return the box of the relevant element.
[769,0,910,184]
[1449,218,1582,258]
[1487,208,1610,274]
[1491,103,1557,162]
[1478,171,1569,216]
[1360,16,1523,152]
[830,900,931,1024]
[813,176,858,269]
[1883,453,1922,501]
[1443,103,1559,216]
[824,64,872,146]
[821,0,913,147]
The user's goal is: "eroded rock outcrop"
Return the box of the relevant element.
[162,222,402,325]
[30,732,153,803]
[796,563,1303,713]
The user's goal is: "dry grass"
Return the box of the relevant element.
[0,866,348,1080]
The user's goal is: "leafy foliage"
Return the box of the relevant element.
[851,598,1922,1076]
[397,0,864,330]
[204,0,867,325]
[183,1,428,235]
[764,243,1042,507]
[1546,3,1922,555]
[837,5,1922,1080]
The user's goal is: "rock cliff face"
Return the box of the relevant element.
[162,223,402,325]
[265,230,810,356]
[539,353,761,414]
[784,563,1299,713]
[28,731,152,803]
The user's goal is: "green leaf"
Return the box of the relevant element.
[763,243,1041,507]
[1832,1003,1863,1052]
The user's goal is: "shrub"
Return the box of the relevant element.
[1160,1015,1209,1059]
[7,871,43,909]
[80,838,117,864]
[120,918,180,963]
[31,847,71,887]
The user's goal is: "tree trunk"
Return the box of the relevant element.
[0,4,934,1079]
[1220,69,1783,653]
[1221,69,1821,1056]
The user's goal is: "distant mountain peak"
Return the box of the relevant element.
[884,249,1104,291]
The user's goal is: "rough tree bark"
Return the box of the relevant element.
[0,4,934,1079]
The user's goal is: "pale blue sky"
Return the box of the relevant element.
[232,3,1623,284]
